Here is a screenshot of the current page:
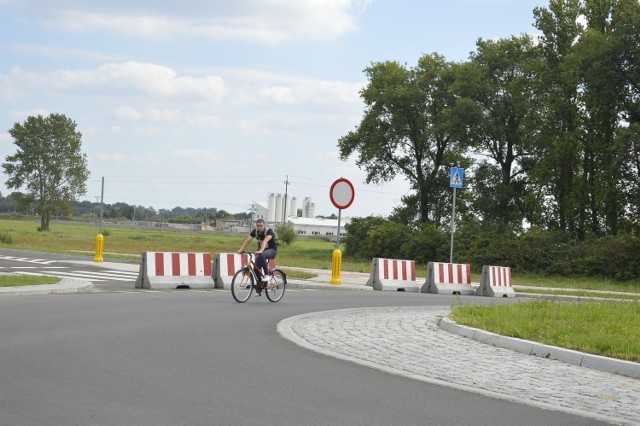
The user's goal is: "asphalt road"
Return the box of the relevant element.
[0,286,606,426]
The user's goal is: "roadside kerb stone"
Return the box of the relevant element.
[285,279,373,291]
[0,278,93,296]
[278,306,640,425]
[439,318,640,379]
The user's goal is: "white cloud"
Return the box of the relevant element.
[92,152,161,164]
[2,62,226,102]
[7,44,130,63]
[111,106,222,128]
[231,77,362,108]
[111,106,143,121]
[169,148,225,163]
[6,108,50,120]
[3,0,372,43]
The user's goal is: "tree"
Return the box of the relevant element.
[530,0,586,237]
[2,114,89,231]
[457,35,543,227]
[338,54,468,226]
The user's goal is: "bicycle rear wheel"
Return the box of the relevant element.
[231,268,254,303]
[264,269,286,302]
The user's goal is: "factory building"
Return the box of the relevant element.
[251,193,348,240]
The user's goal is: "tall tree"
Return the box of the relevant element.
[532,0,585,237]
[457,35,543,227]
[612,0,640,233]
[3,114,90,231]
[573,0,627,235]
[338,54,468,226]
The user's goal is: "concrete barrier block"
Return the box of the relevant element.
[365,258,419,292]
[422,262,474,295]
[475,265,516,298]
[136,252,214,289]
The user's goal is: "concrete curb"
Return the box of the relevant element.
[0,279,93,297]
[439,317,640,379]
[286,279,374,291]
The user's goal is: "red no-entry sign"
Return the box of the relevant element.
[329,178,355,210]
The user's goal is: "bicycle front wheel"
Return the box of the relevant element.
[265,269,286,302]
[231,268,254,303]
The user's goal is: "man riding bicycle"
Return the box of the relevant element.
[237,219,277,295]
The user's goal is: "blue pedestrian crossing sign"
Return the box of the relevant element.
[450,167,464,188]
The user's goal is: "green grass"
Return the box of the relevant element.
[0,275,61,287]
[511,272,640,293]
[451,300,640,362]
[515,288,640,300]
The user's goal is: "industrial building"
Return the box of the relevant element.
[251,193,348,240]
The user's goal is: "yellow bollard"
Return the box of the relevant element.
[94,234,104,263]
[330,248,342,285]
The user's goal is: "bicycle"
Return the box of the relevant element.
[231,252,287,303]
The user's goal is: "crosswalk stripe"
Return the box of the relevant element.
[13,271,105,282]
[11,270,137,282]
[10,266,68,269]
[0,255,56,265]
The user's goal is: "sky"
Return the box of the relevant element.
[0,0,546,218]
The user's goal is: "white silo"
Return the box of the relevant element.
[303,197,310,218]
[289,197,298,218]
[309,202,316,218]
[267,193,276,223]
[275,193,283,223]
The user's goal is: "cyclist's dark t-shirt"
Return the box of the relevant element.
[250,227,277,251]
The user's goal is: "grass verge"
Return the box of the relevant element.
[515,288,640,301]
[0,275,62,287]
[451,300,640,362]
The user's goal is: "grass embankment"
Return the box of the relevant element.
[451,300,640,362]
[0,275,61,287]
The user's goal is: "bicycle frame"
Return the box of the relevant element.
[231,252,286,303]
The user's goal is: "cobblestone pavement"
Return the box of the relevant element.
[278,306,640,426]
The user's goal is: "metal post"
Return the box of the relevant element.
[99,177,104,234]
[283,175,289,223]
[336,208,342,248]
[450,186,456,263]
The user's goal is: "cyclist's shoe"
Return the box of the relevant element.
[261,275,270,283]
[254,286,262,296]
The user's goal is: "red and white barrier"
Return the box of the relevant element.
[475,265,516,298]
[213,253,275,289]
[135,252,214,289]
[365,258,419,291]
[422,261,474,295]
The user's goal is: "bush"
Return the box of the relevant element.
[275,223,297,246]
[583,234,640,280]
[0,231,13,244]
[513,228,572,274]
[343,216,387,258]
[366,221,412,259]
[403,223,448,264]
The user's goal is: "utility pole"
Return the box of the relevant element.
[283,175,289,223]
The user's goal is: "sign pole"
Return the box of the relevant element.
[450,186,456,263]
[449,167,464,263]
[336,208,342,248]
[329,178,355,286]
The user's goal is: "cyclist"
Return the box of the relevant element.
[237,218,277,295]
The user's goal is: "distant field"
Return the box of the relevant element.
[0,218,371,271]
[0,217,639,293]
